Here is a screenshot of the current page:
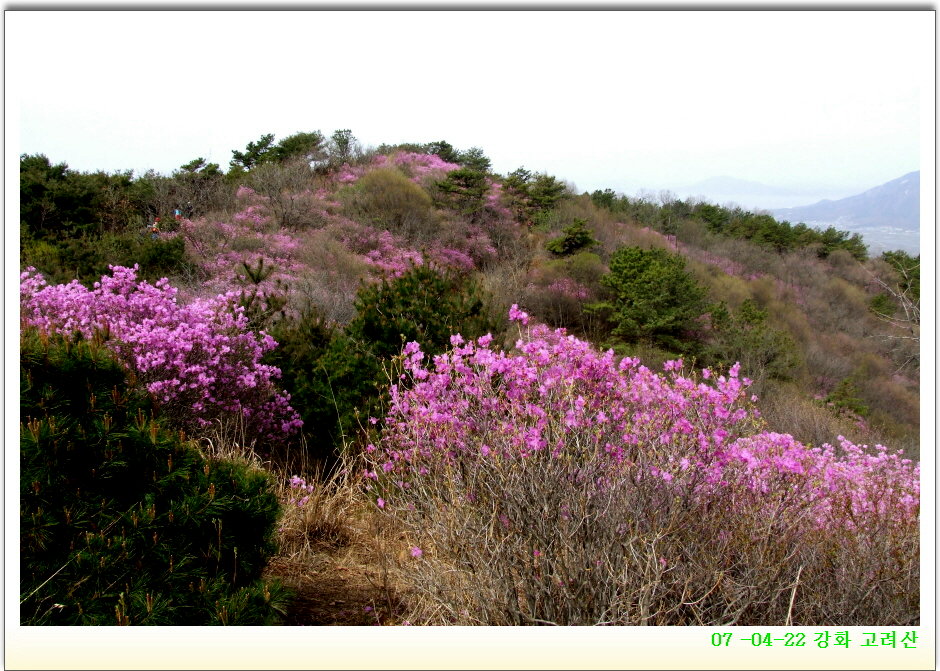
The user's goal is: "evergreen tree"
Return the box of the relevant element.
[229,133,277,172]
[546,218,598,256]
[267,265,498,462]
[20,329,289,625]
[593,246,709,351]
[436,167,489,217]
[703,299,800,385]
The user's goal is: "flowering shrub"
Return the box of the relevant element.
[337,152,460,188]
[179,197,306,298]
[375,151,462,184]
[364,306,919,625]
[360,230,425,278]
[483,178,513,219]
[20,265,302,443]
[523,268,594,329]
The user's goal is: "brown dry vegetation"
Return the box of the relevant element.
[261,452,413,626]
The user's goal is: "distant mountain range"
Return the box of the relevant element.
[681,176,810,198]
[771,171,920,255]
[772,172,919,231]
[671,176,853,211]
[662,172,921,255]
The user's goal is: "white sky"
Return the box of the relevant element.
[5,10,934,197]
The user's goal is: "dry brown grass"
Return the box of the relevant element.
[260,447,412,625]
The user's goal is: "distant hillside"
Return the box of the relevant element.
[672,176,848,211]
[682,175,805,198]
[771,172,920,254]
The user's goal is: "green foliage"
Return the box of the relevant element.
[235,258,290,331]
[456,147,492,173]
[134,236,190,283]
[817,226,868,261]
[375,141,426,156]
[275,131,326,164]
[265,310,340,455]
[229,130,328,173]
[267,312,383,465]
[19,152,203,287]
[178,157,223,178]
[21,230,191,287]
[425,140,461,164]
[592,246,709,352]
[589,188,617,210]
[267,266,498,462]
[377,140,460,162]
[881,250,920,303]
[566,251,607,285]
[327,129,358,166]
[20,154,143,240]
[691,202,731,234]
[20,153,74,238]
[503,168,568,224]
[869,293,896,319]
[546,218,598,256]
[587,187,867,260]
[347,264,497,359]
[824,378,870,418]
[703,299,800,385]
[172,158,227,217]
[20,329,288,625]
[344,167,438,238]
[230,133,277,172]
[436,166,489,217]
[528,173,568,212]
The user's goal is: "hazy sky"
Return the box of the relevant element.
[7,10,933,200]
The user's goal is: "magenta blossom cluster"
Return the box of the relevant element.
[484,179,513,219]
[545,277,591,301]
[179,202,305,298]
[366,306,918,532]
[340,223,493,279]
[360,230,425,278]
[21,265,302,442]
[288,475,316,508]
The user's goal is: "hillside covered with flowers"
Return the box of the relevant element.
[19,130,920,625]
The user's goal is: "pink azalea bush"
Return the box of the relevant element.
[21,265,302,443]
[373,151,461,184]
[177,156,511,302]
[358,230,425,278]
[364,305,919,625]
[337,151,461,188]
[179,191,307,297]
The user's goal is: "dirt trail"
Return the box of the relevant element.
[266,550,403,626]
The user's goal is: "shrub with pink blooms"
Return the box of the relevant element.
[364,306,919,625]
[178,192,306,298]
[20,265,302,446]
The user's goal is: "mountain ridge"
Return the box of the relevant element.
[772,171,918,228]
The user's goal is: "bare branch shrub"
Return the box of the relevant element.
[292,230,370,325]
[365,317,918,626]
[247,159,325,229]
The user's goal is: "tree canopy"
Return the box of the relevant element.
[595,245,709,351]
